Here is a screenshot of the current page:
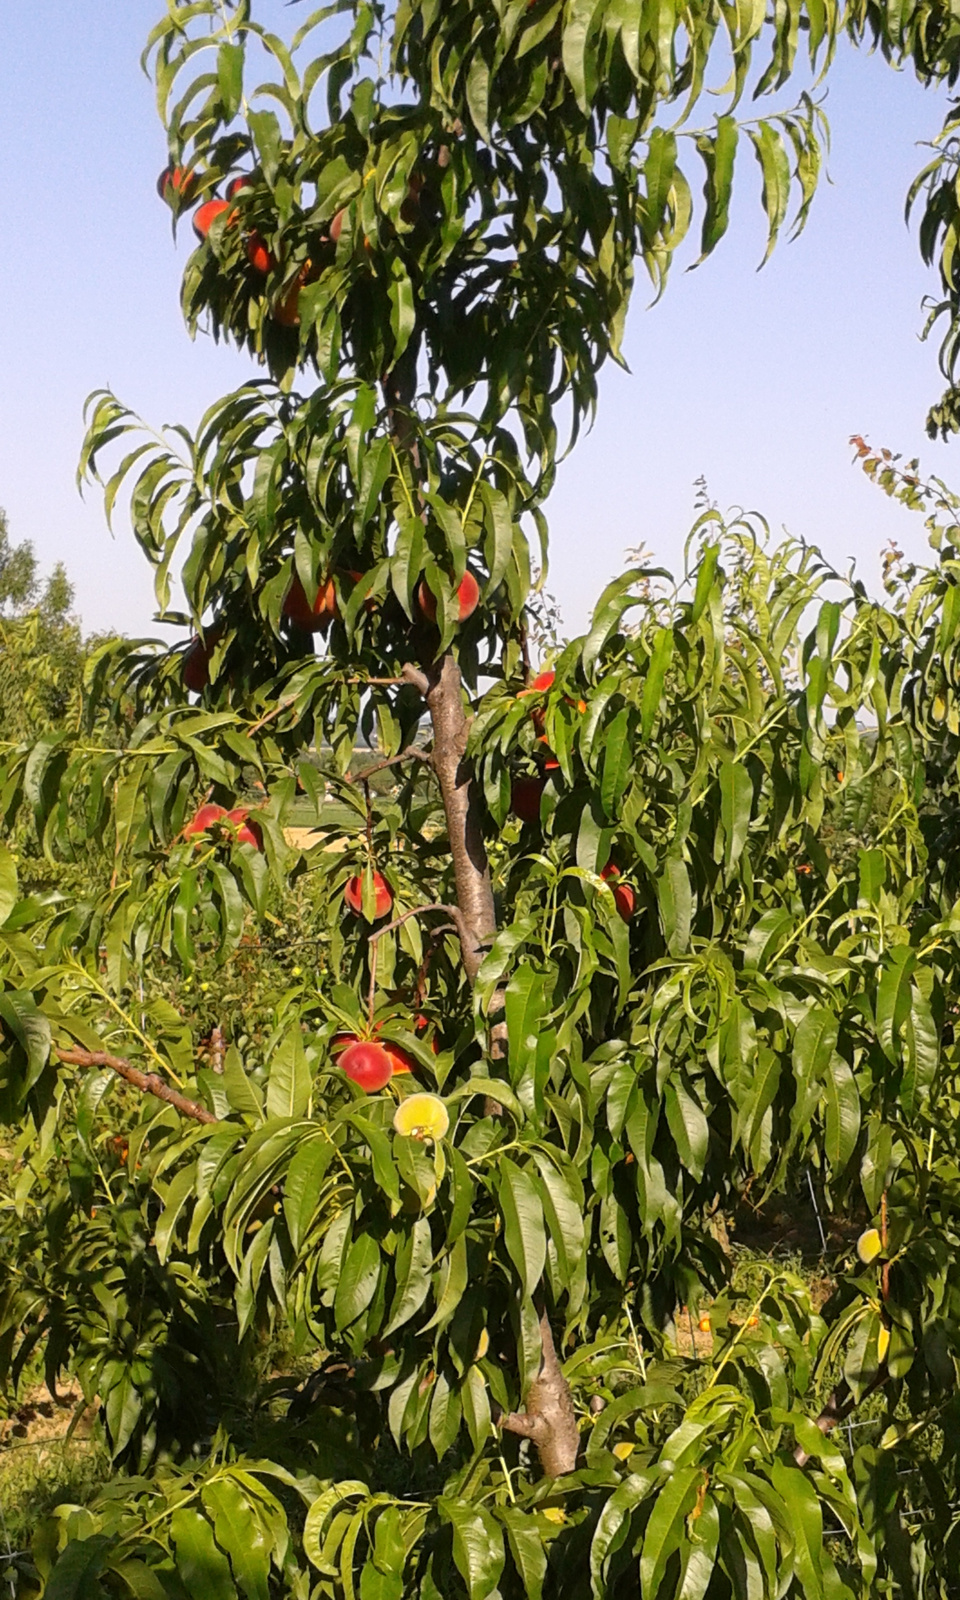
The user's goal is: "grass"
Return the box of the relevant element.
[0,1431,109,1552]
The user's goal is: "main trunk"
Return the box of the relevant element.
[423,651,580,1478]
[386,359,579,1477]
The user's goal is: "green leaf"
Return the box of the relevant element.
[217,41,244,120]
[498,1157,546,1297]
[768,1461,825,1597]
[876,946,916,1063]
[335,1231,382,1330]
[384,1216,433,1333]
[719,760,752,870]
[823,1053,860,1173]
[44,1536,112,1600]
[639,1466,701,1599]
[438,1499,505,1600]
[0,841,18,925]
[172,1508,237,1600]
[641,627,674,739]
[657,853,692,954]
[498,1508,547,1600]
[664,1080,708,1180]
[0,990,51,1093]
[283,1134,333,1252]
[591,1473,655,1597]
[506,967,545,1082]
[200,1477,271,1600]
[698,121,738,258]
[155,1164,198,1265]
[266,1026,311,1119]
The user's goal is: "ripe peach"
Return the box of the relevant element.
[601,864,636,922]
[183,803,228,839]
[510,775,545,823]
[245,231,275,274]
[182,631,221,693]
[157,166,199,205]
[227,174,254,198]
[416,571,480,624]
[339,1040,393,1093]
[344,872,393,919]
[382,1040,418,1076]
[225,807,263,851]
[192,198,233,240]
[518,670,555,697]
[273,261,313,327]
[283,574,338,632]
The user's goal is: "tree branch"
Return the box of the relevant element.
[499,1308,580,1477]
[401,661,431,697]
[793,1368,889,1467]
[366,903,468,1028]
[346,748,433,783]
[57,1046,217,1125]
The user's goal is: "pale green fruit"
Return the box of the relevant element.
[857,1227,883,1264]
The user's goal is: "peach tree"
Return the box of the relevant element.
[7,2,960,1596]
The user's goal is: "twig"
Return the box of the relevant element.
[401,662,431,697]
[246,695,298,737]
[366,904,467,1029]
[793,1369,889,1467]
[346,749,433,783]
[56,1047,217,1125]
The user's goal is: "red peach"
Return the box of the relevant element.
[510,776,545,823]
[601,864,636,922]
[182,632,221,693]
[183,803,228,839]
[245,231,275,273]
[157,166,199,204]
[416,571,481,624]
[283,574,338,632]
[339,1040,393,1093]
[192,198,234,240]
[344,872,393,919]
[225,807,263,851]
[518,670,555,697]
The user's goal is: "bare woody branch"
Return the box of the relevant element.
[366,903,468,1027]
[345,748,434,783]
[57,1046,217,1125]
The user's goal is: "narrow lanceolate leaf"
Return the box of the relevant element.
[0,841,17,925]
[719,759,752,870]
[657,853,692,954]
[823,1053,860,1173]
[172,1507,237,1600]
[749,122,792,263]
[641,627,674,738]
[639,1466,701,1599]
[438,1499,505,1600]
[335,1232,382,1330]
[697,117,738,259]
[876,946,916,1063]
[497,1158,546,1297]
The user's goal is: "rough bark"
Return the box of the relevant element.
[57,1046,217,1125]
[386,365,578,1478]
[792,1368,888,1467]
[422,653,498,984]
[501,1308,581,1477]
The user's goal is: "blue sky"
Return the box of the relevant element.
[0,3,954,640]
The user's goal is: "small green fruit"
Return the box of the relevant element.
[857,1227,883,1264]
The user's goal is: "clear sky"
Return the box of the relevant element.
[0,3,954,641]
